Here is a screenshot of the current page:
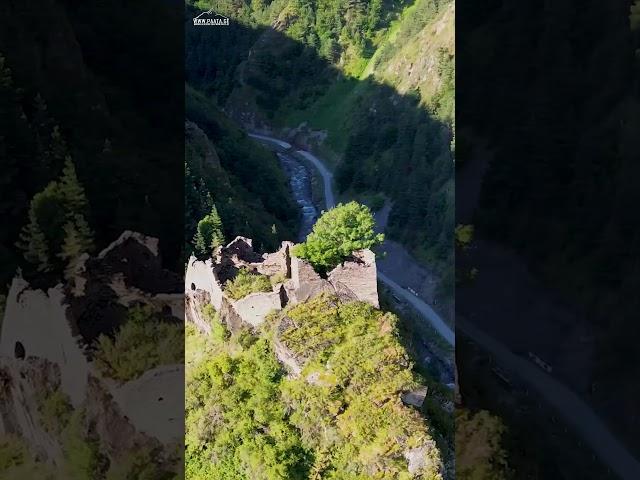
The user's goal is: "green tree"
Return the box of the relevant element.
[16,206,51,272]
[456,409,508,480]
[58,215,94,279]
[293,201,383,271]
[59,156,88,214]
[455,224,474,249]
[47,125,69,170]
[193,204,225,256]
[17,156,93,274]
[16,183,66,272]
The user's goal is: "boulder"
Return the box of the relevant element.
[401,387,428,409]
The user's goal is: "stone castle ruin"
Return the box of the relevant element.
[0,231,183,464]
[185,236,379,333]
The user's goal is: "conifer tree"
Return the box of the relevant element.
[17,207,51,272]
[59,156,88,214]
[48,125,69,168]
[193,204,225,256]
[58,215,94,279]
[0,54,11,88]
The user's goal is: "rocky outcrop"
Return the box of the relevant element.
[0,278,90,407]
[186,237,380,333]
[401,387,428,409]
[185,257,224,311]
[104,364,184,445]
[404,444,440,476]
[0,358,63,464]
[272,316,304,376]
[85,375,162,461]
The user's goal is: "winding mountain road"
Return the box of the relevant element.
[459,318,640,480]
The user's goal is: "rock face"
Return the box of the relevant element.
[0,279,90,407]
[186,237,380,333]
[401,387,428,409]
[0,358,63,463]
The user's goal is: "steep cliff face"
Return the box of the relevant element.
[0,0,183,293]
[370,1,454,116]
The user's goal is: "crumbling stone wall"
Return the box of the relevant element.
[328,249,379,308]
[185,237,380,332]
[185,258,224,311]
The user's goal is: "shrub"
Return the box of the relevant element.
[93,306,184,382]
[38,388,73,434]
[224,268,272,300]
[0,435,27,473]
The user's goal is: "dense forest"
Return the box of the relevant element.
[185,86,299,255]
[0,0,183,290]
[185,0,454,275]
[0,1,186,478]
[183,4,456,477]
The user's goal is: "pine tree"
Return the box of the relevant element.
[32,93,54,171]
[48,125,69,168]
[59,156,88,214]
[193,204,225,256]
[17,207,51,272]
[0,54,11,88]
[58,215,94,279]
[210,205,224,246]
[193,229,207,256]
[198,179,213,212]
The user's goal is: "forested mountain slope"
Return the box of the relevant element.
[185,87,299,255]
[186,0,454,273]
[0,0,182,286]
[458,0,640,467]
